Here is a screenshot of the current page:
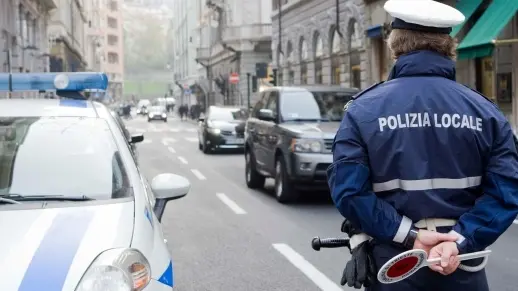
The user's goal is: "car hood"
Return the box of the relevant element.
[210,120,246,132]
[279,122,340,139]
[0,200,134,290]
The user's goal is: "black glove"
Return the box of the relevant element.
[341,219,363,237]
[339,220,377,289]
[340,240,377,289]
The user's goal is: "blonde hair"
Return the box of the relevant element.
[387,29,458,60]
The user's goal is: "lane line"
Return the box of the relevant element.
[190,169,206,180]
[216,193,246,214]
[272,243,342,291]
[168,147,176,154]
[162,138,176,146]
[178,156,188,164]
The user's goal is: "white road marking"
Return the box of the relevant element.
[186,128,197,132]
[184,137,198,143]
[162,138,176,146]
[178,156,188,164]
[168,147,176,154]
[190,169,206,180]
[142,139,152,144]
[169,128,180,132]
[216,193,246,214]
[272,243,342,291]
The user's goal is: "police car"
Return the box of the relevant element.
[0,72,189,290]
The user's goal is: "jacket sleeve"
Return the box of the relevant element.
[452,121,518,253]
[327,106,412,244]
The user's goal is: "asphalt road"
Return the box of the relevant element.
[125,114,518,291]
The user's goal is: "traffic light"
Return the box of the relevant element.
[269,69,278,86]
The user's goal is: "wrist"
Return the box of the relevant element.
[402,226,419,249]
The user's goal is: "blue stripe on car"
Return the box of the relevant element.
[18,210,95,291]
[158,261,173,287]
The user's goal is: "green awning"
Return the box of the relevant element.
[450,0,484,38]
[457,0,518,60]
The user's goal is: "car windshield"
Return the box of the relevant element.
[0,117,131,200]
[210,108,248,121]
[150,106,165,113]
[280,90,355,121]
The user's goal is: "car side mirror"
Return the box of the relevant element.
[258,109,275,121]
[130,134,144,143]
[151,173,190,222]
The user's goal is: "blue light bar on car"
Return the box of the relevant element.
[0,72,108,91]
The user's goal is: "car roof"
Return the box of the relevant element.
[267,85,359,93]
[0,99,103,118]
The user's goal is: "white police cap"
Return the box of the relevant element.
[384,0,465,34]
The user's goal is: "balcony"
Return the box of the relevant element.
[196,47,210,61]
[222,24,272,43]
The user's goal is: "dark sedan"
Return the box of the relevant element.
[197,106,248,154]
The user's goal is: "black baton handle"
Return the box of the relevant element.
[311,237,350,251]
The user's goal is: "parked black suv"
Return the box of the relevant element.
[244,85,359,203]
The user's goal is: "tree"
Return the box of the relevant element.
[124,11,168,74]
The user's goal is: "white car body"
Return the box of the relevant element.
[0,96,186,290]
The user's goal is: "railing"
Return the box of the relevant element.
[196,48,210,60]
[222,23,272,42]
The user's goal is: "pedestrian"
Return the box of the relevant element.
[327,1,518,291]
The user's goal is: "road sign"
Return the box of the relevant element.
[229,73,239,84]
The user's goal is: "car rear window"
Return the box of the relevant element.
[0,117,131,200]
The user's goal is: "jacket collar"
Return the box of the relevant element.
[387,50,456,81]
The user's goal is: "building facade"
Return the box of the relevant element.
[0,0,57,74]
[195,0,273,107]
[100,0,124,99]
[47,0,88,72]
[272,0,367,91]
[84,0,103,71]
[169,0,202,102]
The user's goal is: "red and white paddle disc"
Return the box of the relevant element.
[377,249,492,284]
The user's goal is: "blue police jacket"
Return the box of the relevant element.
[327,50,518,253]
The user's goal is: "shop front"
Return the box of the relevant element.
[454,0,518,131]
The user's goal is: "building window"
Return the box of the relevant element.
[108,52,119,64]
[330,28,342,85]
[300,38,308,84]
[109,0,118,11]
[107,17,118,28]
[313,32,323,84]
[107,35,118,46]
[348,20,361,89]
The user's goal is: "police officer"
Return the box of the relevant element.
[327,1,518,290]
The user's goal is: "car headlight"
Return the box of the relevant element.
[148,113,153,118]
[75,248,151,291]
[208,128,221,134]
[290,138,323,153]
[161,113,166,118]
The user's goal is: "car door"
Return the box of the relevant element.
[262,91,280,172]
[252,91,271,170]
